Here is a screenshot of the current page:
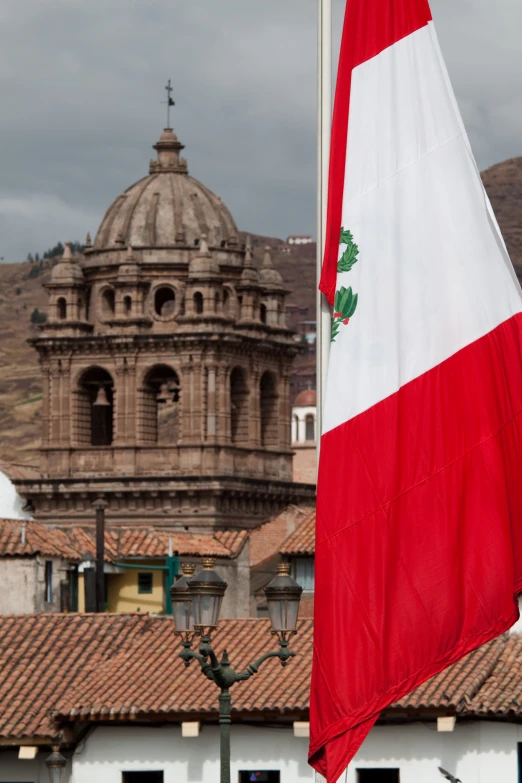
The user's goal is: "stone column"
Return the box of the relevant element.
[60,355,72,445]
[40,362,51,447]
[206,364,217,442]
[217,364,228,442]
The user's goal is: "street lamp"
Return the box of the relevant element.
[174,557,302,783]
[45,746,66,783]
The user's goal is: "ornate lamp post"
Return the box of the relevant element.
[44,746,67,783]
[171,559,303,783]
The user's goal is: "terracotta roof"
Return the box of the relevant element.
[0,614,312,739]
[0,520,245,561]
[214,529,249,556]
[280,510,315,556]
[249,506,313,566]
[0,614,519,741]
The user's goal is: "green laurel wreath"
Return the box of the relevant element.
[331,226,360,342]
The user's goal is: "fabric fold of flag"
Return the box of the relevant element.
[311,0,522,780]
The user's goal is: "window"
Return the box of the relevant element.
[101,288,115,316]
[294,557,314,591]
[45,560,53,603]
[154,287,175,318]
[305,414,315,441]
[194,291,204,314]
[138,573,153,594]
[260,371,278,447]
[357,770,400,783]
[260,303,267,324]
[76,367,114,447]
[141,365,181,445]
[124,295,132,315]
[57,297,67,320]
[239,773,280,783]
[123,774,163,783]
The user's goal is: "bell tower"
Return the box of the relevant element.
[15,128,315,530]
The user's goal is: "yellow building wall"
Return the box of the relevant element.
[107,562,165,613]
[78,573,85,613]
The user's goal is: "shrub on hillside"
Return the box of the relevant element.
[30,308,47,325]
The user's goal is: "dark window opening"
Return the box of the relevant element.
[223,289,231,315]
[123,773,164,783]
[141,365,181,445]
[357,770,400,783]
[57,297,67,320]
[260,371,278,448]
[45,560,53,603]
[305,414,315,442]
[230,367,249,445]
[194,238,200,246]
[77,367,114,446]
[124,295,132,315]
[102,288,115,317]
[260,303,267,324]
[194,292,203,315]
[138,573,153,594]
[239,773,280,783]
[154,287,175,318]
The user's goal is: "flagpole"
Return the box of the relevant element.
[316,0,332,458]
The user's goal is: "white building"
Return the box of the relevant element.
[287,235,314,246]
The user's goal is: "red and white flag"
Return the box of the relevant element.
[310,0,522,779]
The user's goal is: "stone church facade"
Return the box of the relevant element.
[14,127,315,530]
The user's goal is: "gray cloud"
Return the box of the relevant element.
[0,0,520,262]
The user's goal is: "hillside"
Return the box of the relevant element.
[481,158,522,276]
[0,157,520,463]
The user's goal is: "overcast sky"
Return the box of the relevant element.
[0,0,520,262]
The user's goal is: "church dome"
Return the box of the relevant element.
[294,389,317,408]
[93,128,239,252]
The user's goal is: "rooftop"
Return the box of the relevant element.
[280,509,316,556]
[0,519,247,561]
[0,614,519,742]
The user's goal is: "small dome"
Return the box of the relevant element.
[93,128,239,251]
[294,389,317,408]
[118,246,141,281]
[188,237,220,279]
[51,242,84,284]
[259,247,283,289]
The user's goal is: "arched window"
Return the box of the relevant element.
[223,289,230,316]
[260,371,278,447]
[76,367,114,446]
[101,288,115,317]
[154,287,175,318]
[305,414,315,442]
[230,367,249,445]
[124,296,132,315]
[194,292,204,315]
[57,298,67,320]
[141,365,181,445]
[260,303,267,324]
